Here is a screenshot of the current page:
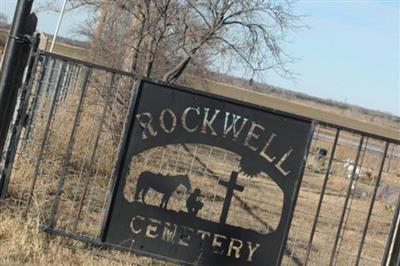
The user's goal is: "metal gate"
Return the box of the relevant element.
[1,50,399,265]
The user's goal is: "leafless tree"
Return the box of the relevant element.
[161,0,300,82]
[0,13,7,26]
[40,0,301,83]
[0,13,8,49]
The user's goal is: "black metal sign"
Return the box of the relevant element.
[102,79,313,265]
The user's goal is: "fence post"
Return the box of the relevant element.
[0,33,40,199]
[0,0,37,159]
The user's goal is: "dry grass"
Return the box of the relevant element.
[0,54,398,266]
[0,201,159,265]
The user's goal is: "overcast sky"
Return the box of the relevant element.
[1,0,399,116]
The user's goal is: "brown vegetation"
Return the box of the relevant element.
[0,54,397,265]
[0,3,398,263]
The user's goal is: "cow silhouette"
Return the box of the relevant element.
[134,171,192,209]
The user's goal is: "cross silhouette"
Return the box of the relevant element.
[218,171,244,224]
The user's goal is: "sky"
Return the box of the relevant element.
[0,0,399,116]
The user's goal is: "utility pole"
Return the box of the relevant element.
[50,0,68,52]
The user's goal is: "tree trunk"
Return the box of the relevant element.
[144,38,155,77]
[122,10,146,73]
[90,4,108,62]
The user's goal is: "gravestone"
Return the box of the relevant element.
[102,79,314,265]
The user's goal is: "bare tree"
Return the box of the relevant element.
[42,0,300,83]
[0,13,7,27]
[162,0,300,82]
[0,13,8,49]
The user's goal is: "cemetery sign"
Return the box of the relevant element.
[102,79,314,265]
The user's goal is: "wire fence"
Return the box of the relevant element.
[0,51,399,265]
[1,51,137,235]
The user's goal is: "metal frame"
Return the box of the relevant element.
[39,51,141,79]
[304,128,340,265]
[329,136,365,265]
[383,191,400,265]
[1,50,398,266]
[100,79,143,241]
[0,33,41,199]
[24,61,67,215]
[47,67,92,228]
[355,142,389,265]
[97,79,315,266]
[0,0,36,156]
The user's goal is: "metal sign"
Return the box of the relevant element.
[102,79,314,265]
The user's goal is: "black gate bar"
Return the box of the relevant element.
[304,128,340,265]
[73,73,116,232]
[329,136,364,265]
[389,222,400,266]
[47,68,92,228]
[334,137,369,263]
[355,142,389,265]
[383,183,400,265]
[24,62,67,216]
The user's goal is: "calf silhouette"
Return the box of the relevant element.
[134,171,192,209]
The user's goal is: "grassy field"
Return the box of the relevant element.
[0,38,399,265]
[1,125,398,265]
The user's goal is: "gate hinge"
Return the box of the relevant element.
[8,33,35,44]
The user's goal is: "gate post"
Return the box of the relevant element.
[0,33,40,199]
[0,0,37,161]
[0,0,37,198]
